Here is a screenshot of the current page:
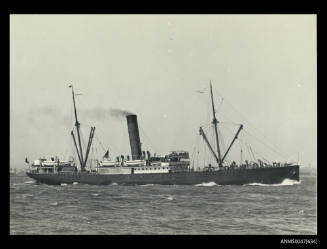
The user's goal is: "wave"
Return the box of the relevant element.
[140,184,155,187]
[195,182,217,187]
[73,182,78,185]
[91,193,100,197]
[167,195,174,201]
[24,180,36,184]
[111,182,118,186]
[246,179,301,186]
[22,194,34,199]
[12,183,24,186]
[50,202,58,206]
[60,183,68,186]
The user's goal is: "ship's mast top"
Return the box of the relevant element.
[210,81,222,167]
[70,85,80,129]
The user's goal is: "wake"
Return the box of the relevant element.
[195,182,217,187]
[246,178,301,186]
[24,180,36,184]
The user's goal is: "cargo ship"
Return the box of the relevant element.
[26,83,299,185]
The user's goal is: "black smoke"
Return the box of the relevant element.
[23,106,134,126]
[80,108,134,120]
[109,108,134,118]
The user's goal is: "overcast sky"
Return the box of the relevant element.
[10,14,316,169]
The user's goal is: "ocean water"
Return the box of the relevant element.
[10,168,317,235]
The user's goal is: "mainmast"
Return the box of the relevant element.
[199,81,243,168]
[210,81,222,167]
[69,85,84,170]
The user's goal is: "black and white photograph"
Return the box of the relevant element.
[10,14,317,236]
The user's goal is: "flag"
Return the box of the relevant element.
[103,150,109,159]
[25,157,29,164]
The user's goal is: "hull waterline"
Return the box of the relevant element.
[26,165,299,186]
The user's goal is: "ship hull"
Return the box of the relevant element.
[26,165,299,186]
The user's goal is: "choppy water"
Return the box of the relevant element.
[10,168,317,235]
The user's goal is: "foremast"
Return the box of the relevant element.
[70,85,84,169]
[69,85,95,171]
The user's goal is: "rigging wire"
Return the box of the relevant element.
[213,87,290,158]
[204,135,210,166]
[218,122,242,162]
[247,142,271,163]
[244,143,253,161]
[216,97,224,113]
[92,125,118,153]
[206,92,211,125]
[79,123,122,158]
[250,144,258,162]
[94,135,107,153]
[79,128,86,151]
[62,135,71,160]
[191,133,200,168]
[217,126,226,156]
[239,139,243,165]
[242,129,287,160]
[219,121,242,126]
[196,150,200,170]
[204,115,281,165]
[89,147,94,169]
[199,122,212,130]
[219,121,286,162]
[242,142,250,163]
[139,124,160,153]
[69,94,73,129]
[196,132,201,169]
[199,133,206,167]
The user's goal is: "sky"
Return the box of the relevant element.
[10,14,317,169]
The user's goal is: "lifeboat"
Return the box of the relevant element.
[125,160,146,167]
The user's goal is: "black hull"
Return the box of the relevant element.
[26,165,299,186]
